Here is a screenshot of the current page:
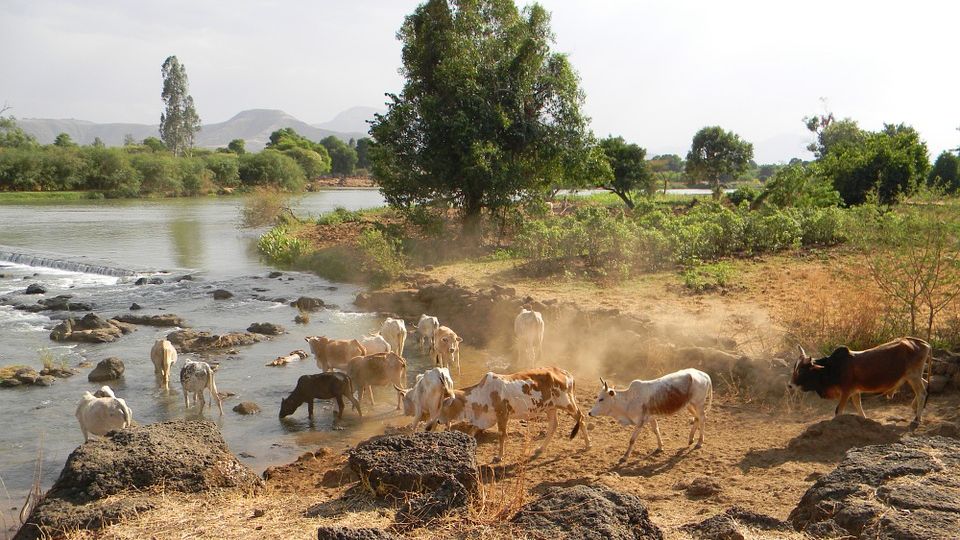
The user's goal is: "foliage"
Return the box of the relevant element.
[203,153,240,188]
[283,147,331,178]
[0,116,38,149]
[356,228,407,286]
[159,55,201,156]
[85,147,141,197]
[320,136,358,176]
[53,133,77,148]
[131,153,180,195]
[370,0,597,230]
[238,150,306,191]
[142,136,166,152]
[818,124,930,205]
[240,186,294,228]
[685,126,754,197]
[256,225,305,265]
[597,136,654,208]
[727,185,760,206]
[355,137,372,170]
[804,112,865,159]
[759,163,841,208]
[929,151,960,193]
[649,154,684,173]
[227,138,246,155]
[177,156,210,195]
[316,206,363,226]
[682,262,734,293]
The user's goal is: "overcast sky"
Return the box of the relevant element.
[2,0,958,163]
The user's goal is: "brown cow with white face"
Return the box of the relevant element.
[305,336,366,372]
[431,325,463,376]
[789,337,931,425]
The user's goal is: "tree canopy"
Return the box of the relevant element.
[684,126,753,197]
[369,0,596,230]
[159,55,201,156]
[320,136,358,176]
[597,136,653,208]
[929,151,959,193]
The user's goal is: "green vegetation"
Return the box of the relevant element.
[315,206,363,226]
[256,226,306,265]
[682,262,734,293]
[159,55,202,156]
[597,136,653,209]
[685,126,754,198]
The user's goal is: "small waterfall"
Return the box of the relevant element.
[0,247,139,277]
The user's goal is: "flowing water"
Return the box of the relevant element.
[0,190,501,534]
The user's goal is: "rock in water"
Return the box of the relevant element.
[789,435,960,539]
[88,357,125,382]
[113,313,187,327]
[247,322,286,335]
[134,277,164,285]
[15,420,262,540]
[25,283,46,294]
[512,485,664,540]
[233,402,261,415]
[212,289,233,300]
[291,296,325,311]
[348,431,478,496]
[165,329,265,353]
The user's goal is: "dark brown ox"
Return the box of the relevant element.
[789,337,931,425]
[279,372,362,420]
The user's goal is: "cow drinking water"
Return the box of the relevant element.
[75,386,133,441]
[279,372,362,420]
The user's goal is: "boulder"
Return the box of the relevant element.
[291,296,325,311]
[33,375,56,386]
[15,420,262,540]
[395,477,469,528]
[25,283,46,294]
[348,431,478,497]
[134,277,164,285]
[682,507,790,540]
[49,314,132,344]
[212,289,233,300]
[36,295,92,312]
[166,329,265,353]
[130,303,142,310]
[789,435,960,539]
[40,366,77,379]
[685,476,722,498]
[113,313,187,327]
[14,367,39,385]
[233,402,261,415]
[268,271,283,278]
[88,357,125,382]
[247,322,285,335]
[0,378,23,387]
[316,527,398,540]
[512,484,664,540]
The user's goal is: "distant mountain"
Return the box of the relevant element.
[312,106,382,134]
[17,108,370,151]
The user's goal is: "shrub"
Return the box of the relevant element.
[256,226,305,265]
[178,157,211,195]
[727,185,759,206]
[239,150,306,191]
[744,211,801,253]
[204,153,240,188]
[357,228,406,286]
[681,262,734,293]
[131,153,180,195]
[240,186,293,228]
[316,207,362,226]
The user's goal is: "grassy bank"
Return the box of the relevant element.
[0,191,103,203]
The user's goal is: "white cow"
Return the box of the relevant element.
[380,318,407,356]
[394,367,454,430]
[180,360,224,415]
[589,368,713,463]
[150,339,178,390]
[75,386,133,441]
[414,314,440,353]
[431,325,463,376]
[359,333,391,355]
[514,308,545,366]
[427,367,591,462]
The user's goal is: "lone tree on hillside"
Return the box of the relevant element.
[370,0,597,233]
[597,136,653,208]
[685,126,753,198]
[159,55,201,156]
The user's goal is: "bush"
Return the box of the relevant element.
[744,211,801,253]
[727,185,759,206]
[316,206,362,226]
[203,153,240,188]
[257,226,305,265]
[357,228,406,286]
[681,262,734,293]
[131,153,180,195]
[239,150,306,191]
[178,157,211,195]
[240,186,293,228]
[85,147,141,197]
[284,147,331,179]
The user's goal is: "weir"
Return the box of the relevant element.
[0,246,140,277]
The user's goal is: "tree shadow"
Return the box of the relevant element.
[739,414,906,472]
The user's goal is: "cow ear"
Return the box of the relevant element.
[456,337,463,343]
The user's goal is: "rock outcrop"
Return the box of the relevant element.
[49,313,135,344]
[88,357,125,382]
[512,484,664,539]
[25,283,46,294]
[113,313,187,327]
[212,289,233,300]
[247,322,286,335]
[682,507,790,539]
[291,296,325,311]
[166,329,266,353]
[789,435,960,539]
[15,420,262,540]
[316,527,398,540]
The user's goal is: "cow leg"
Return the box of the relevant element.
[834,390,851,416]
[183,388,189,409]
[367,386,376,407]
[335,396,344,420]
[851,392,866,418]
[494,412,509,464]
[307,399,314,419]
[650,418,664,452]
[906,376,926,425]
[536,409,559,457]
[621,420,646,463]
[687,404,700,445]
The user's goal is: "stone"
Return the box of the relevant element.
[928,374,949,394]
[14,367,39,385]
[395,477,469,528]
[33,375,55,386]
[25,283,46,294]
[512,484,664,540]
[50,314,130,344]
[790,435,960,539]
[291,296,325,311]
[0,378,23,387]
[166,329,265,353]
[15,420,262,540]
[113,313,187,327]
[682,507,789,540]
[316,527,398,540]
[134,277,164,286]
[40,366,77,379]
[348,431,478,496]
[233,402,261,415]
[268,271,283,278]
[247,322,286,335]
[212,289,234,300]
[176,274,194,282]
[129,303,142,311]
[685,476,722,498]
[88,357,125,382]
[36,295,92,312]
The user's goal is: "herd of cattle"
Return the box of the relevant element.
[75,307,935,464]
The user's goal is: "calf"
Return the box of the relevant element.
[514,308,545,367]
[347,352,407,409]
[150,338,178,390]
[266,349,309,367]
[380,318,407,356]
[75,385,133,441]
[305,336,366,371]
[414,314,440,353]
[427,367,591,463]
[394,367,455,430]
[789,337,931,424]
[431,325,463,376]
[589,368,713,462]
[180,360,224,415]
[279,372,362,420]
[359,333,391,355]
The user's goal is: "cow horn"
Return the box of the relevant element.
[393,384,407,394]
[797,345,808,360]
[600,377,608,390]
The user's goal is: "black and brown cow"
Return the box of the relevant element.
[789,337,931,425]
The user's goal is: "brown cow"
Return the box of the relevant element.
[305,336,366,371]
[347,352,407,409]
[431,325,463,376]
[789,337,931,425]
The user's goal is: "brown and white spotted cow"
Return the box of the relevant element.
[589,368,712,463]
[426,367,591,463]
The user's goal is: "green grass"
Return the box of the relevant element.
[0,191,103,203]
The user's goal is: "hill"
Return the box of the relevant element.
[17,109,369,151]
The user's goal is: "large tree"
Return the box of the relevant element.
[370,0,595,231]
[597,136,653,208]
[684,126,754,198]
[320,136,358,176]
[159,55,201,156]
[929,151,960,193]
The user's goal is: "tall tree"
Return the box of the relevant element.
[320,136,357,176]
[53,132,77,148]
[227,138,246,155]
[929,151,960,193]
[369,0,596,232]
[685,126,753,198]
[355,137,373,170]
[159,55,201,156]
[597,136,653,208]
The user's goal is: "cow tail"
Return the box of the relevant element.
[569,376,583,440]
[922,340,933,413]
[570,415,583,440]
[207,369,221,411]
[706,379,714,416]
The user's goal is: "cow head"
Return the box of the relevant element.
[394,384,414,416]
[278,396,298,419]
[589,377,617,417]
[789,344,826,392]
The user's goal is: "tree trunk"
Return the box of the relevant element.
[462,195,483,238]
[712,176,722,200]
[606,188,634,209]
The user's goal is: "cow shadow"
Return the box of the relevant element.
[614,446,692,477]
[739,414,906,472]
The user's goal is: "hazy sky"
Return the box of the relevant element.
[2,0,958,162]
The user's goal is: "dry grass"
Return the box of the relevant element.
[0,365,29,379]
